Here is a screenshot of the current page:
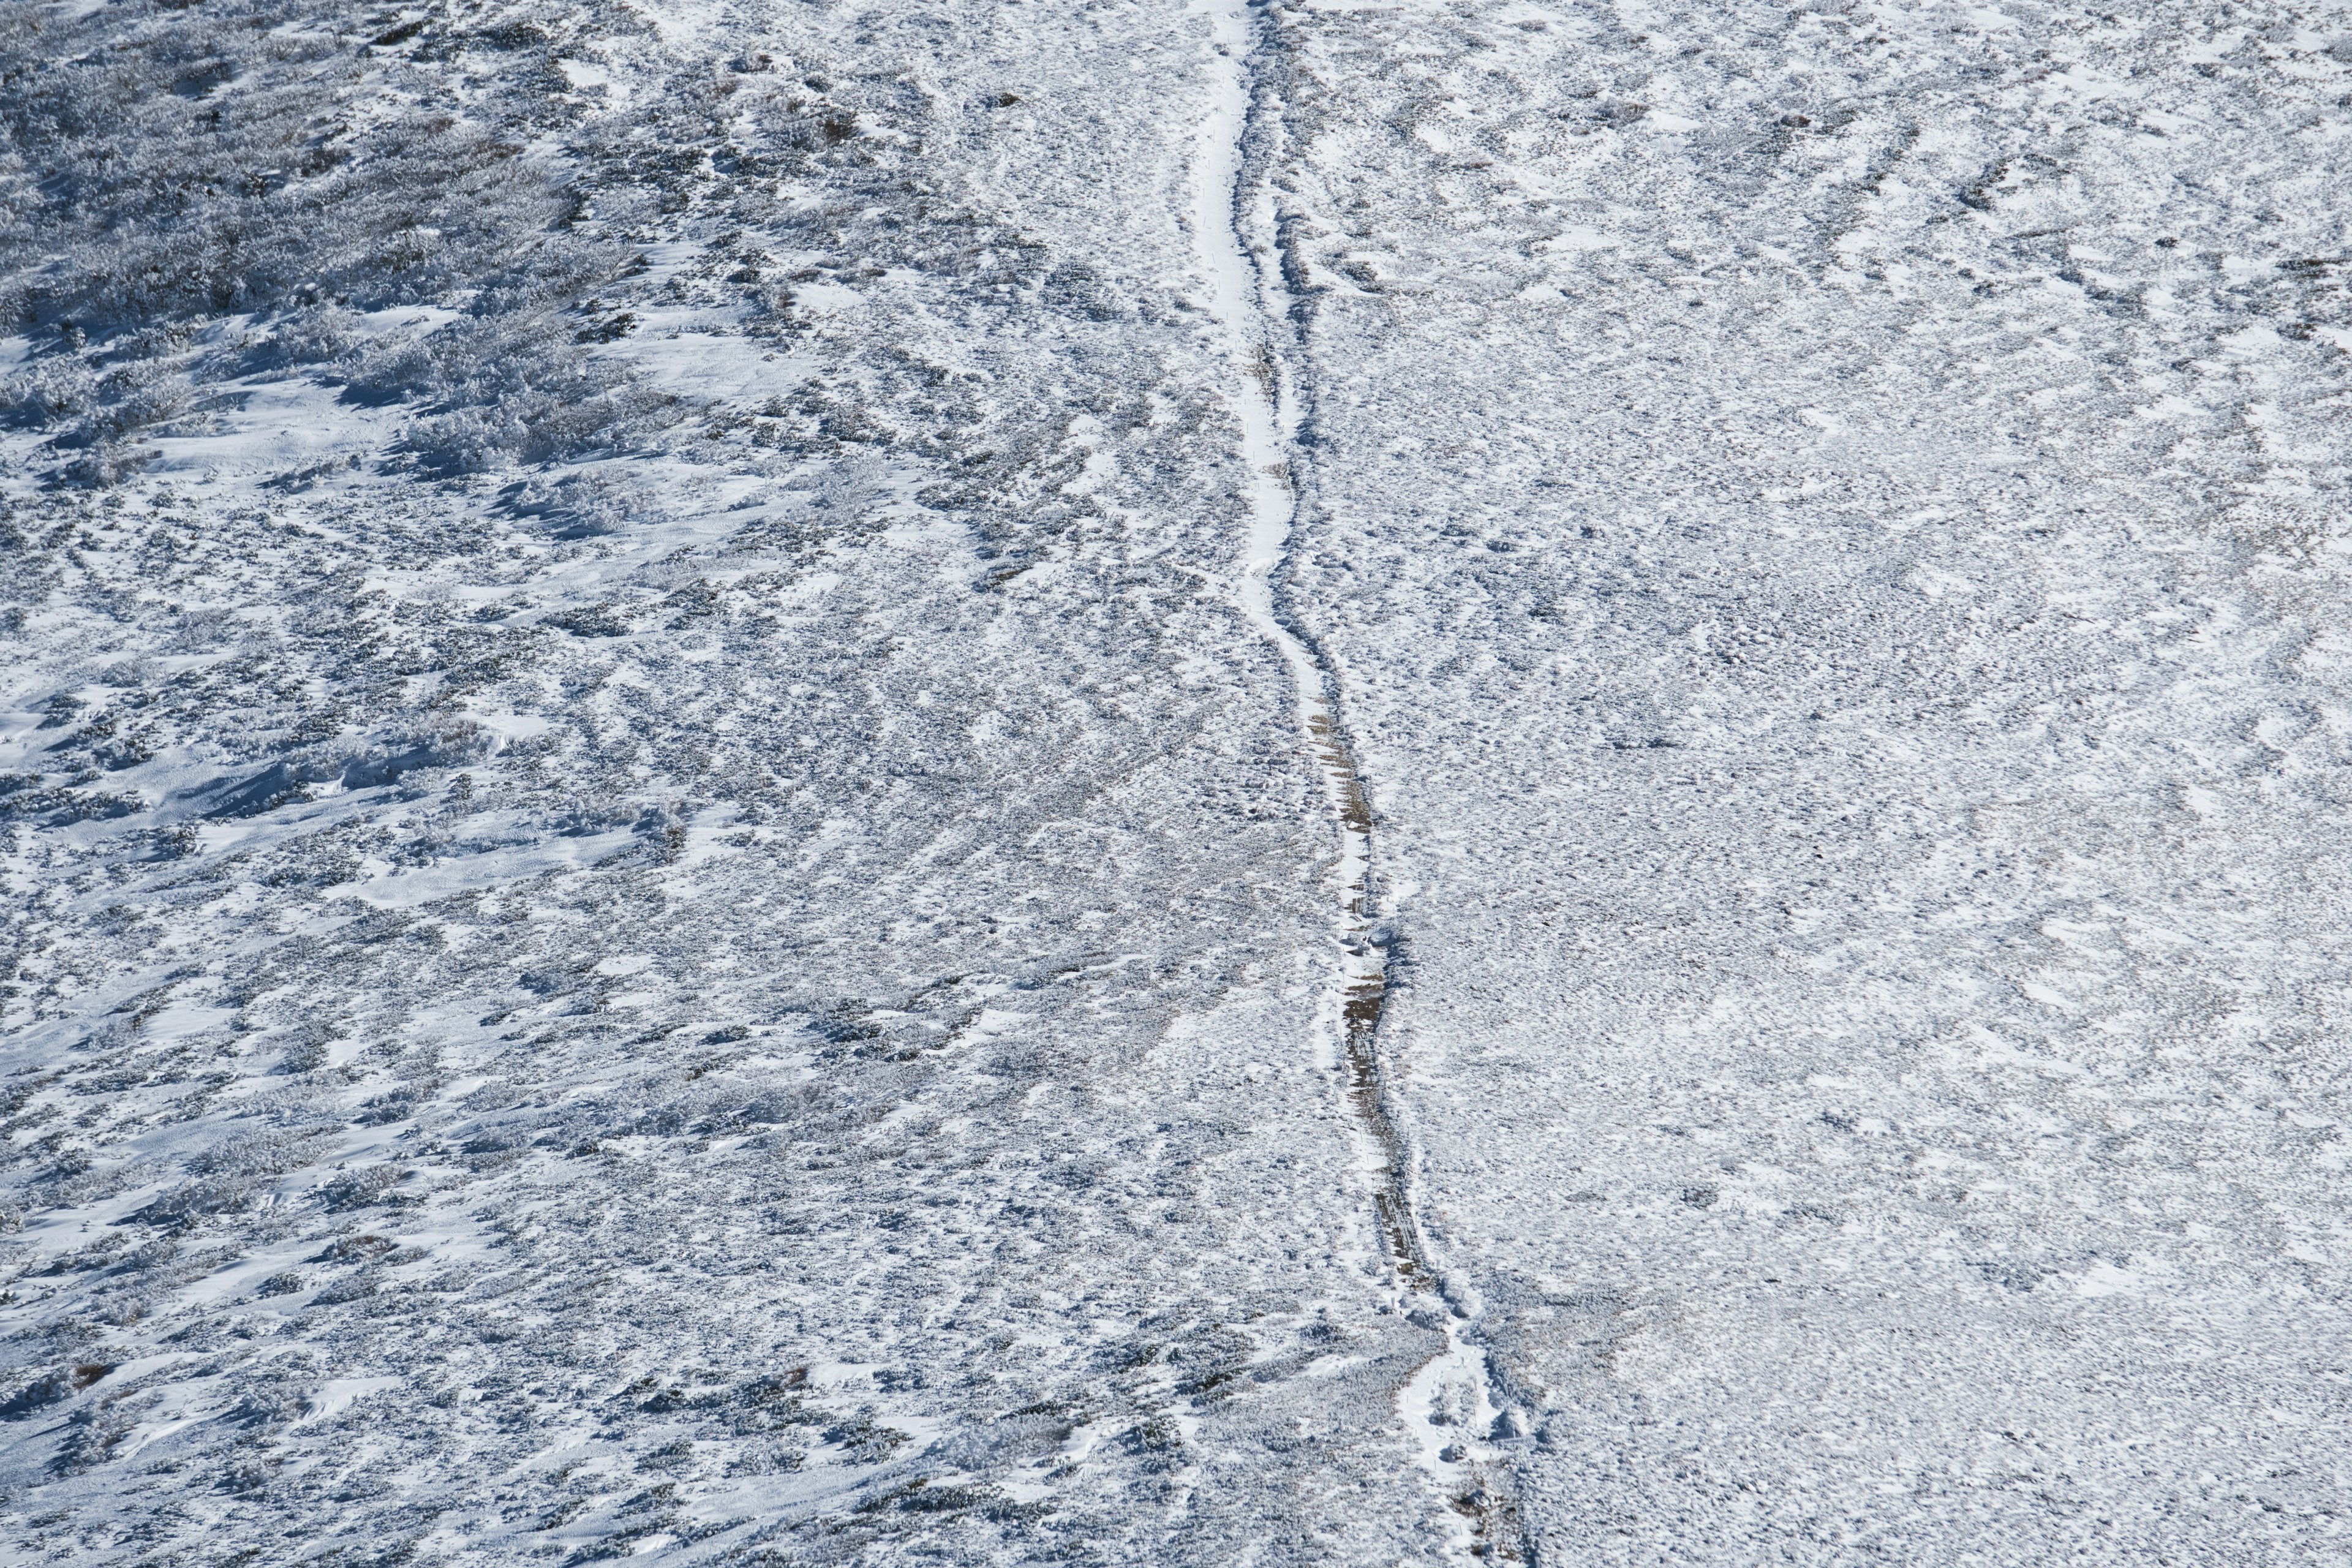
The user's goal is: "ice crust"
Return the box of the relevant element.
[4,0,2351,1563]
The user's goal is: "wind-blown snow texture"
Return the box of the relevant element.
[3,0,2350,1562]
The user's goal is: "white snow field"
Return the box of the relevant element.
[2,0,2350,1562]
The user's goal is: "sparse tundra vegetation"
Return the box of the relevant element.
[4,0,2352,1564]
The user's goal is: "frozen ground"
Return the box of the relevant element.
[2,0,2350,1562]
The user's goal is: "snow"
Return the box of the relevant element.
[4,0,2351,1562]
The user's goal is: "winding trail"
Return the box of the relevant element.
[1189,6,1526,1559]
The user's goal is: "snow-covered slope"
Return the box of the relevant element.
[1,2,1460,1560]
[1272,1,2352,1561]
[3,0,2349,1562]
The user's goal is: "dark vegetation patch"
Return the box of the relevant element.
[0,0,676,483]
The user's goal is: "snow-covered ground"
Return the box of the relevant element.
[3,0,2349,1562]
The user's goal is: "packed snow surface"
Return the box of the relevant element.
[4,0,2351,1562]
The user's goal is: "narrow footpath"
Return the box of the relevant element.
[1190,5,1526,1558]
